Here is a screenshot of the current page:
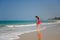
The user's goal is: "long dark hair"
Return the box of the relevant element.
[35,16,39,19]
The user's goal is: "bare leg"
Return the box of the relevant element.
[36,24,41,40]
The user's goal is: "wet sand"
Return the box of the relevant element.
[14,23,60,40]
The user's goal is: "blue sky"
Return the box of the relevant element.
[0,0,60,20]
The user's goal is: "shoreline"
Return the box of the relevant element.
[14,23,60,40]
[14,31,38,40]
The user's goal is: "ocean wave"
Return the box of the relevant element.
[6,24,36,27]
[0,21,60,28]
[0,26,47,40]
[0,21,60,40]
[11,27,47,40]
[6,23,58,28]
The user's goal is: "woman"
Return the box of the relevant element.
[35,16,41,40]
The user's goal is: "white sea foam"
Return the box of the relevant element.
[11,27,47,40]
[0,26,47,40]
[6,24,36,27]
[0,22,60,40]
[41,21,60,25]
[6,22,57,28]
[54,20,60,23]
[13,27,47,40]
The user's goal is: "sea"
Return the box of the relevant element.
[0,20,55,40]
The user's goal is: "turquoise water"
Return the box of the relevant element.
[0,20,35,25]
[0,20,55,40]
[0,20,54,25]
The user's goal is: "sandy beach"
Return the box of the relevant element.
[14,23,60,40]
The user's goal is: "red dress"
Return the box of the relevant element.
[36,19,40,25]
